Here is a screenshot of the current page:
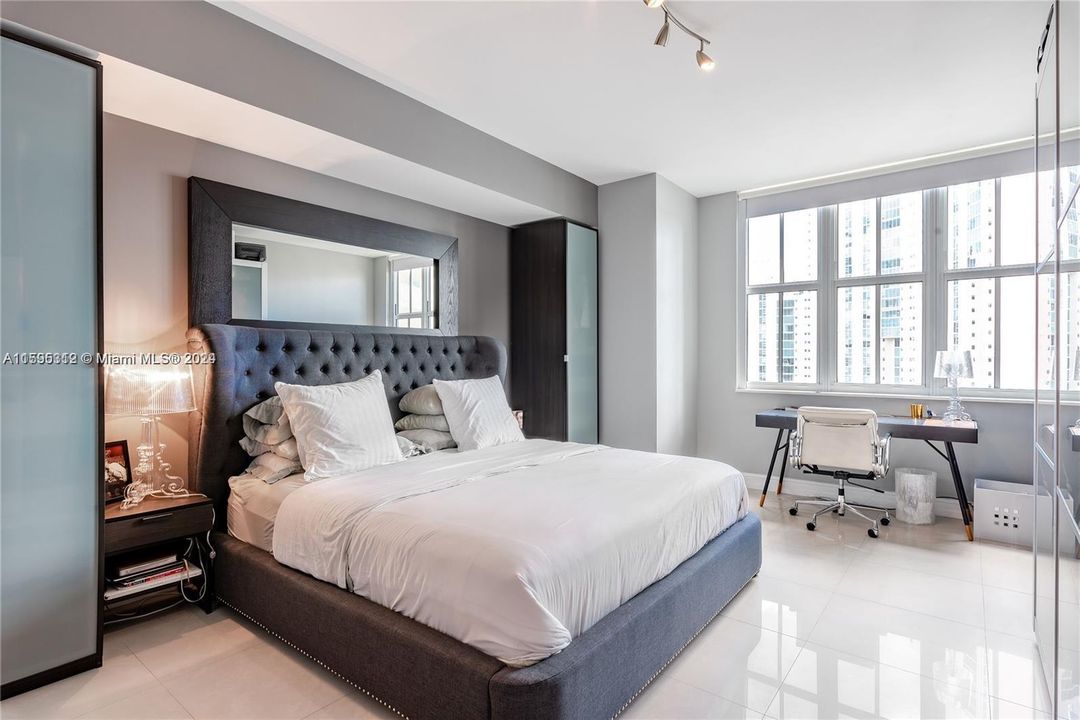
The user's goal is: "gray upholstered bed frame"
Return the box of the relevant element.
[187,323,762,720]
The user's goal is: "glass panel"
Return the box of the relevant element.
[838,199,876,278]
[1037,269,1057,462]
[780,291,816,383]
[231,223,435,327]
[879,283,922,385]
[1,37,99,684]
[1065,272,1080,393]
[397,269,411,315]
[1034,457,1056,706]
[782,209,817,283]
[748,214,780,285]
[1064,185,1080,261]
[566,223,598,444]
[879,192,922,275]
[946,278,995,388]
[1000,276,1035,390]
[231,264,264,320]
[837,286,876,384]
[948,180,996,269]
[1001,172,1037,266]
[747,293,779,383]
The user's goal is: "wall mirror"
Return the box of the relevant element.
[189,177,458,334]
[231,224,437,329]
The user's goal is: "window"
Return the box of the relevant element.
[390,261,435,329]
[741,164,1080,396]
[745,209,818,384]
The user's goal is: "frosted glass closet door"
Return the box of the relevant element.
[566,223,598,444]
[1,36,101,688]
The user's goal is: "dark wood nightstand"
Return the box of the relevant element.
[104,495,215,621]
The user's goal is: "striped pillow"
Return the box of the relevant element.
[275,371,403,481]
[432,376,523,451]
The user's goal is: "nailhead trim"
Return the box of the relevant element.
[214,596,410,719]
[609,572,760,719]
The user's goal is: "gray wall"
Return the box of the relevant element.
[598,173,700,456]
[262,240,376,326]
[598,175,658,452]
[697,191,1033,495]
[103,114,511,478]
[656,176,699,456]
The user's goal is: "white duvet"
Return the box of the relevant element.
[272,439,749,666]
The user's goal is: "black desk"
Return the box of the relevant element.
[755,409,979,540]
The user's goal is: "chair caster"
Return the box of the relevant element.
[789,507,798,516]
[880,517,890,526]
[806,522,816,531]
[868,528,879,538]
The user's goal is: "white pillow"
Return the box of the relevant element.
[398,385,443,415]
[433,376,523,451]
[397,428,457,451]
[394,414,451,432]
[275,371,403,482]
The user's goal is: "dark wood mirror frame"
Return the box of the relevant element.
[188,177,458,335]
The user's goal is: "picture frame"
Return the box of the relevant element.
[104,440,132,504]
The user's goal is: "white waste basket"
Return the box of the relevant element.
[895,468,937,525]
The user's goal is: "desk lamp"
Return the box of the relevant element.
[934,350,974,422]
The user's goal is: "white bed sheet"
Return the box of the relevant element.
[227,473,306,552]
[272,439,749,667]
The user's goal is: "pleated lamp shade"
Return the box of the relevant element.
[105,365,196,416]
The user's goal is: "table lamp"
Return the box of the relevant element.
[934,350,974,422]
[105,364,196,507]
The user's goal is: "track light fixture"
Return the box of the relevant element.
[696,40,715,71]
[645,2,714,72]
[654,12,670,47]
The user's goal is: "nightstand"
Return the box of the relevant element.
[104,495,215,621]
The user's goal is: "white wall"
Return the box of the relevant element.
[598,173,700,455]
[656,176,699,456]
[262,240,376,326]
[696,192,1033,496]
[598,175,658,451]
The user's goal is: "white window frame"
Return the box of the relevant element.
[736,177,1080,401]
[390,258,435,329]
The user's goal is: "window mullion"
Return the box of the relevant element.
[874,198,882,384]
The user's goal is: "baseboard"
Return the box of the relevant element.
[1,652,101,700]
[743,472,966,520]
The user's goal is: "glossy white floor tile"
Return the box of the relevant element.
[0,497,1055,720]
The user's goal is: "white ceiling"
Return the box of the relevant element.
[222,0,1051,198]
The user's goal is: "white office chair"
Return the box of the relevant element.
[787,407,892,538]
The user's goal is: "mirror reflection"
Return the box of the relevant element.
[231,224,436,329]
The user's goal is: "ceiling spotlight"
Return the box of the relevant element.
[654,14,670,46]
[643,0,666,7]
[696,40,715,71]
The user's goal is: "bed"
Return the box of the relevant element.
[187,323,762,720]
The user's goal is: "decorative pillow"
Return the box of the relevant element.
[398,385,443,415]
[244,452,302,485]
[240,396,297,459]
[433,376,523,451]
[394,414,451,432]
[275,371,403,482]
[240,436,300,461]
[397,429,457,451]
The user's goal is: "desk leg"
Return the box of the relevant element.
[944,441,974,541]
[759,429,785,507]
[777,430,790,495]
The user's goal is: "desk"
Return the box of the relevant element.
[755,409,979,540]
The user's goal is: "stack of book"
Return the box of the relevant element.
[107,551,186,590]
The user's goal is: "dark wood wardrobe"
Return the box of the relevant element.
[510,219,598,442]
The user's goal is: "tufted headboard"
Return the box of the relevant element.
[186,324,507,524]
